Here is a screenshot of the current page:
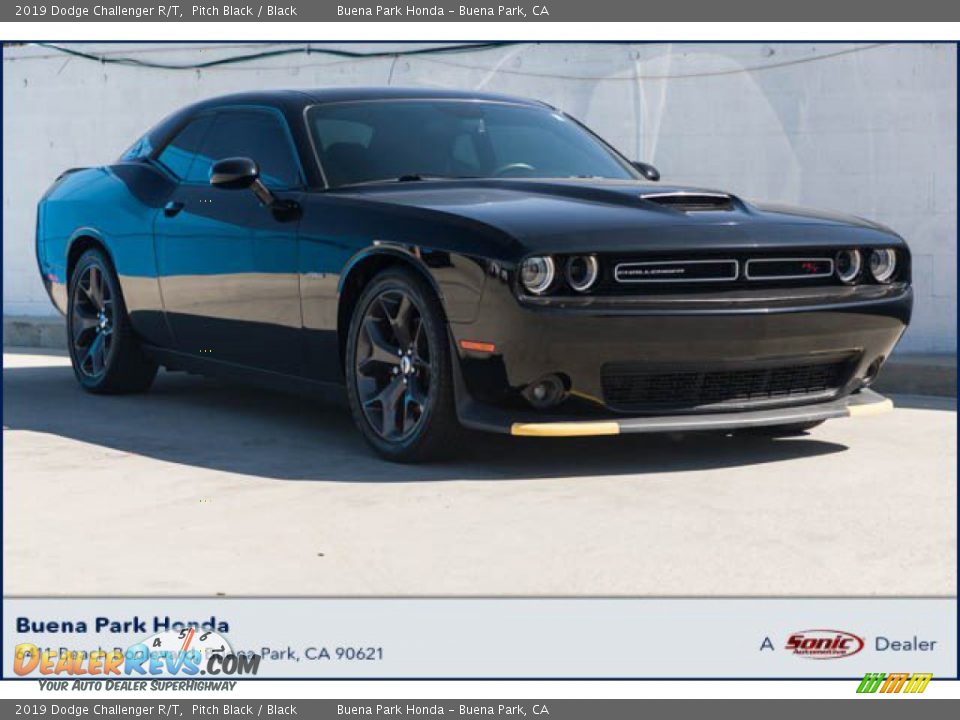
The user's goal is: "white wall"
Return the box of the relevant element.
[4,42,956,353]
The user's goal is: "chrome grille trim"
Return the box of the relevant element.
[614,259,739,284]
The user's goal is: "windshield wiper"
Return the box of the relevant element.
[338,174,478,188]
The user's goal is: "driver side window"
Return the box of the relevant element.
[186,109,301,189]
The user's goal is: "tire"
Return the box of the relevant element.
[345,266,460,462]
[66,248,158,394]
[740,420,826,437]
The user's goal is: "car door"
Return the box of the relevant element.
[154,107,305,376]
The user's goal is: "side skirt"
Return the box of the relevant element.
[142,345,348,406]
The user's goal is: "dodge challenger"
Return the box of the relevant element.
[36,88,912,461]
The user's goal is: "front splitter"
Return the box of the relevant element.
[457,389,893,437]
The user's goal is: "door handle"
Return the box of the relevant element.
[163,200,185,217]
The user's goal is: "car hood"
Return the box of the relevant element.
[342,178,902,254]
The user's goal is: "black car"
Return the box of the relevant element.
[36,88,912,461]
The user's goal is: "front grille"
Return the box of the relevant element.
[601,357,854,412]
[744,257,834,280]
[615,259,739,283]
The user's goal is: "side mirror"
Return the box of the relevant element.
[632,161,661,182]
[209,156,278,208]
[209,157,260,190]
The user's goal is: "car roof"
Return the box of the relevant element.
[144,87,551,152]
[308,86,549,104]
[204,86,548,108]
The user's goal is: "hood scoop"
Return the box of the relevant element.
[639,191,735,212]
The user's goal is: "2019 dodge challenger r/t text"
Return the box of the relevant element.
[36,88,912,461]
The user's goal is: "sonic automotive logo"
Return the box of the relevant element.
[13,629,260,676]
[857,672,933,694]
[785,629,865,659]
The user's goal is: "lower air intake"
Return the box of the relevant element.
[601,357,854,412]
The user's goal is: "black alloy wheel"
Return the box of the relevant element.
[345,267,459,462]
[67,249,158,393]
[71,262,115,380]
[355,288,432,441]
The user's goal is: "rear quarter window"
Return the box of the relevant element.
[155,115,214,179]
[119,135,153,161]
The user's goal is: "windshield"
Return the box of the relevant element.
[306,100,638,187]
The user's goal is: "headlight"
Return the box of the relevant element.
[565,255,599,292]
[835,249,862,284]
[520,256,555,295]
[868,249,898,283]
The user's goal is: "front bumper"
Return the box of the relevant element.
[449,280,912,426]
[457,387,892,436]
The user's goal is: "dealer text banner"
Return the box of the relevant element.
[4,598,956,678]
[4,0,960,22]
[0,701,958,718]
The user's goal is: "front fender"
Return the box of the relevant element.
[339,242,488,325]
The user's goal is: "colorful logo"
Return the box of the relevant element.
[784,629,865,659]
[13,629,260,677]
[857,672,932,694]
[801,261,830,275]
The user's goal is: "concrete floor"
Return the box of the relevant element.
[3,348,956,597]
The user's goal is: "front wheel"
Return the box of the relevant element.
[345,267,460,462]
[67,249,158,394]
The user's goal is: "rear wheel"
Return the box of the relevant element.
[345,267,459,462]
[67,249,158,394]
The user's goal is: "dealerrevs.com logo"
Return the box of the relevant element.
[13,629,261,677]
[785,630,865,659]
